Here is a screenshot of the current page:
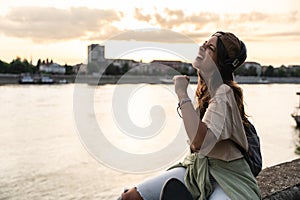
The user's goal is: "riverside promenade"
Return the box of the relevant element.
[2,74,300,85]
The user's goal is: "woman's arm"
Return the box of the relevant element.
[173,75,207,152]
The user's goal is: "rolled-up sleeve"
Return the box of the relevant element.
[202,97,230,141]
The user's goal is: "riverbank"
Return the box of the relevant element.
[1,74,300,85]
[258,158,300,199]
[235,76,300,84]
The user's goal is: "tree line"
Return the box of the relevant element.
[0,58,37,74]
[0,58,74,75]
[234,65,300,77]
[2,57,300,77]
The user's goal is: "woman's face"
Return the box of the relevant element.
[202,36,217,63]
[193,36,218,71]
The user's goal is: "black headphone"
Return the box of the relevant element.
[224,40,247,70]
[213,31,247,71]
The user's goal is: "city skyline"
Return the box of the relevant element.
[0,0,299,67]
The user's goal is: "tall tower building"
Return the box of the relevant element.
[88,44,106,74]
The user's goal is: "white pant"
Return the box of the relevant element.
[136,167,231,200]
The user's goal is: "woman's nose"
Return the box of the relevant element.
[199,46,205,54]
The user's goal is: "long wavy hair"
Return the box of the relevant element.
[196,36,248,124]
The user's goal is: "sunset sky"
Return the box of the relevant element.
[0,0,299,67]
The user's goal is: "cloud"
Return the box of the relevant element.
[0,7,299,44]
[258,31,300,37]
[0,6,123,43]
[134,8,219,30]
[134,9,300,42]
[134,8,152,22]
[77,8,300,44]
[102,29,211,43]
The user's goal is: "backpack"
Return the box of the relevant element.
[237,120,262,177]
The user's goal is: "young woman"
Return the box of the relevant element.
[118,32,261,200]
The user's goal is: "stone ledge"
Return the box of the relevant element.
[263,184,300,200]
[257,158,300,199]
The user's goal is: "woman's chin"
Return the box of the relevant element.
[192,62,201,70]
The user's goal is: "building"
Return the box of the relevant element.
[39,63,65,74]
[151,60,185,70]
[106,58,137,69]
[244,61,262,76]
[88,44,105,63]
[289,65,300,72]
[87,44,194,75]
[151,60,194,75]
[128,62,168,75]
[73,63,87,74]
[88,44,107,74]
[88,44,137,74]
[88,44,138,74]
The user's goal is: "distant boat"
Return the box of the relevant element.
[19,74,34,84]
[160,78,174,84]
[57,79,67,84]
[258,78,269,84]
[291,92,300,127]
[39,76,54,84]
[160,76,198,84]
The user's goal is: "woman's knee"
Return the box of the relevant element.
[121,187,143,200]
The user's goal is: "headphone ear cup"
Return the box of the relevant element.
[224,58,234,67]
[224,41,247,70]
[223,58,236,70]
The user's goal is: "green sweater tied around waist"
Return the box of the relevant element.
[171,153,261,200]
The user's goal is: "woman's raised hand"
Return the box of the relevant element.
[173,75,190,99]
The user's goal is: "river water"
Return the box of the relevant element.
[0,83,299,199]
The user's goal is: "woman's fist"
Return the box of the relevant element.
[173,75,190,99]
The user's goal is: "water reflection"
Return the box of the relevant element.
[1,84,300,199]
